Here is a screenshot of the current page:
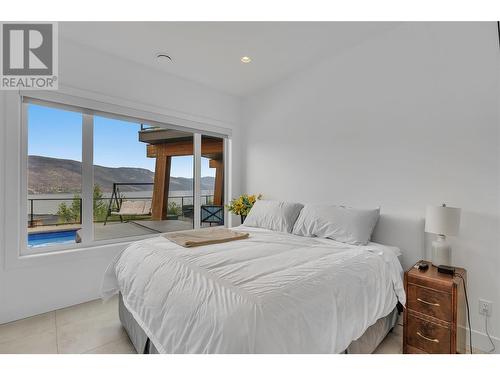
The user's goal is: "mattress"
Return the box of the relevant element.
[102,225,405,353]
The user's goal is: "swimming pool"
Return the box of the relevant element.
[28,229,78,247]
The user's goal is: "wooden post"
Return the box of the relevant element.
[209,159,224,206]
[151,154,171,220]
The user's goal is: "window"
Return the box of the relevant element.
[27,104,83,248]
[23,99,227,252]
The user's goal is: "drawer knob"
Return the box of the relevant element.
[417,331,440,343]
[417,298,440,307]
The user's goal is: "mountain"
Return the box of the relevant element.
[28,155,215,194]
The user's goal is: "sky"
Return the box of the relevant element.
[28,104,215,178]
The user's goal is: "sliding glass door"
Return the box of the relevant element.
[200,135,225,228]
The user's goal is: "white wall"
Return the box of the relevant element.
[0,38,242,324]
[242,22,500,352]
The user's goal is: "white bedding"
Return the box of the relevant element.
[101,226,406,353]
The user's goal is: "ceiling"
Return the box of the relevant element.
[60,22,398,97]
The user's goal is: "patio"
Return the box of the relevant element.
[94,219,194,241]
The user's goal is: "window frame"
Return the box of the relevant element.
[11,91,232,259]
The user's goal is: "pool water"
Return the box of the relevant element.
[28,229,78,247]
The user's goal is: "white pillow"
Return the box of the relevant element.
[243,200,304,233]
[292,204,380,245]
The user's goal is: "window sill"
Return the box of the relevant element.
[6,233,160,270]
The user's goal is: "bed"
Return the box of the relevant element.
[102,225,406,354]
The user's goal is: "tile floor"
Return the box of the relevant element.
[0,297,403,354]
[0,296,135,354]
[373,319,403,354]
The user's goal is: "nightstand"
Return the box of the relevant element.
[403,261,466,354]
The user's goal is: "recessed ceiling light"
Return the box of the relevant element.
[240,56,252,64]
[156,53,172,62]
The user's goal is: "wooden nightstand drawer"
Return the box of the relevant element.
[407,313,451,354]
[403,262,466,354]
[407,284,452,322]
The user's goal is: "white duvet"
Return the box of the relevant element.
[101,226,406,353]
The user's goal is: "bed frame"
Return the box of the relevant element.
[118,293,399,354]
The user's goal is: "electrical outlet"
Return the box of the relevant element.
[479,299,492,317]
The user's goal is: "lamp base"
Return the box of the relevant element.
[431,234,451,267]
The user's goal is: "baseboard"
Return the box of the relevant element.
[469,327,499,354]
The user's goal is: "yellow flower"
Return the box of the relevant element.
[227,193,262,216]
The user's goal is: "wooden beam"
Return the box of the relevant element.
[208,158,222,168]
[151,155,171,220]
[202,138,223,157]
[146,144,157,158]
[147,138,223,158]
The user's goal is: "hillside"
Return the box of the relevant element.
[28,155,215,194]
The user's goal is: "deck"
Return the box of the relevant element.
[94,219,195,241]
[28,219,198,243]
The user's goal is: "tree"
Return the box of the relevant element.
[56,184,109,223]
[57,195,81,224]
[93,184,108,221]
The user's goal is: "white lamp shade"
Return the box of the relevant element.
[425,205,461,236]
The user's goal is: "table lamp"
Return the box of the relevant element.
[425,204,461,266]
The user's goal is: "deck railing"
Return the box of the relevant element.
[27,195,214,228]
[28,197,83,228]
